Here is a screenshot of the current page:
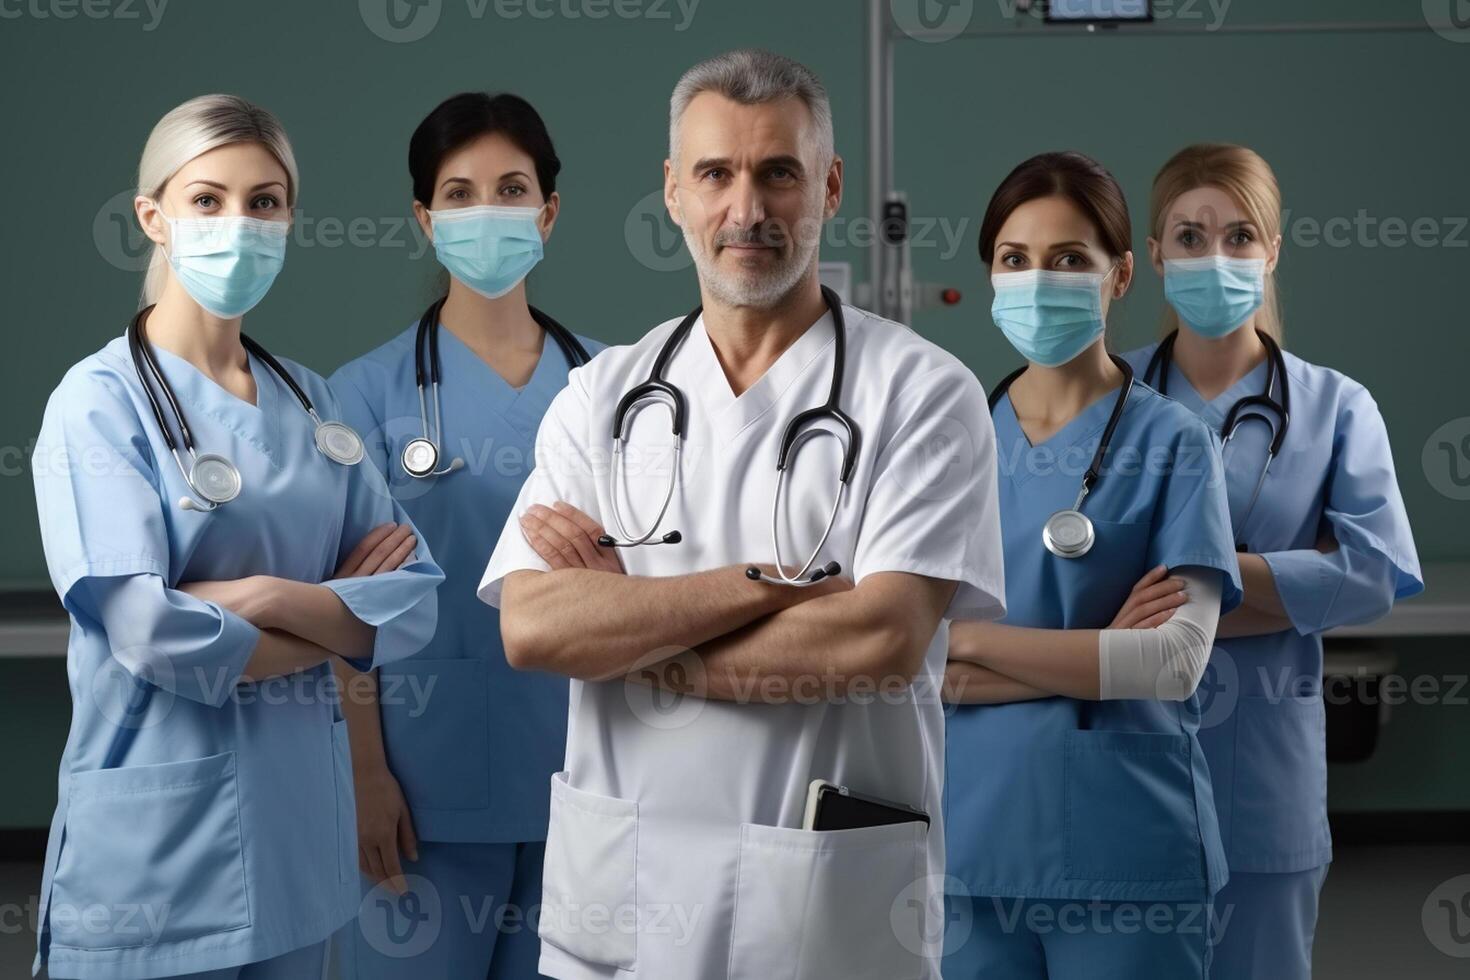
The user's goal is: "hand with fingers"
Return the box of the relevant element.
[334,522,422,896]
[1107,564,1189,630]
[336,522,420,578]
[354,761,418,895]
[519,502,625,573]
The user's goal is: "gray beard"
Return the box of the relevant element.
[684,218,823,310]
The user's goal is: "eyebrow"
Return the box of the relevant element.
[996,239,1091,251]
[688,154,806,174]
[439,171,532,189]
[1172,217,1255,230]
[185,179,286,193]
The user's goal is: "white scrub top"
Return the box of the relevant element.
[479,303,1005,980]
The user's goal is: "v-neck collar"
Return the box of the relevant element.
[150,342,284,468]
[437,320,571,442]
[994,384,1122,489]
[683,308,837,444]
[1164,357,1271,427]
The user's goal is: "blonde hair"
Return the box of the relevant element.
[1149,143,1283,342]
[137,94,299,307]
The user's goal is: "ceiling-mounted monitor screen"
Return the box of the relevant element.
[1045,0,1153,22]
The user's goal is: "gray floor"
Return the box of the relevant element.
[3,844,1468,977]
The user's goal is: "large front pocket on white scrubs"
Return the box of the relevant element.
[1063,730,1204,883]
[727,820,927,980]
[539,771,639,969]
[49,751,251,950]
[379,658,490,811]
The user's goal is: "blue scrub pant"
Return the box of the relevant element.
[173,939,328,978]
[335,840,547,979]
[1208,865,1329,980]
[942,893,1213,979]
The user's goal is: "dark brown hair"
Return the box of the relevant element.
[978,151,1131,265]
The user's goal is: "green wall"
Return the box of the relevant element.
[1,1,1466,820]
[2,1,1468,584]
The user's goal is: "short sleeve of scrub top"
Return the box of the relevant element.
[478,373,598,608]
[33,370,262,705]
[1145,411,1245,614]
[1260,384,1423,633]
[851,362,1006,623]
[312,380,445,671]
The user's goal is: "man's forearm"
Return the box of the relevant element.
[691,575,951,701]
[620,574,952,704]
[500,564,839,681]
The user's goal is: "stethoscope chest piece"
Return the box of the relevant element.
[315,421,365,466]
[191,453,242,505]
[1042,509,1094,558]
[401,437,439,478]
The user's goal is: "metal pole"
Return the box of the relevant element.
[867,0,892,319]
[897,19,1442,43]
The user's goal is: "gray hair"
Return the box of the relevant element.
[137,94,299,307]
[669,49,834,167]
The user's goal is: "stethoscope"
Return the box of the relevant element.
[989,354,1135,559]
[1143,328,1290,550]
[596,285,860,587]
[401,298,592,478]
[127,306,365,512]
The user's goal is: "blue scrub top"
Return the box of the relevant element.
[31,335,444,979]
[945,380,1242,903]
[330,316,604,844]
[1121,342,1422,873]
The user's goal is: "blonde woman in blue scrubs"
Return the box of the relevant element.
[1123,143,1423,979]
[30,94,443,979]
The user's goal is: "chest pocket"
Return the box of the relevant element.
[1049,519,1152,628]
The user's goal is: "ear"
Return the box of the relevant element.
[1113,251,1134,299]
[1145,236,1165,278]
[824,154,844,220]
[135,195,167,248]
[539,191,560,241]
[413,200,433,243]
[1264,232,1283,274]
[663,158,682,228]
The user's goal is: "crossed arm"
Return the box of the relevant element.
[501,502,957,701]
[178,523,419,681]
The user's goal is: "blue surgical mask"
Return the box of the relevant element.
[163,214,289,318]
[1163,255,1265,338]
[430,204,546,299]
[991,268,1113,367]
